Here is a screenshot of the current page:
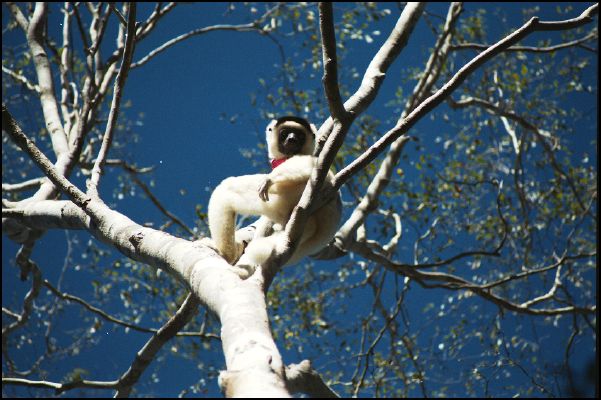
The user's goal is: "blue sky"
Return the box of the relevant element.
[2,3,597,397]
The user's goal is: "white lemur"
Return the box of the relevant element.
[206,116,341,277]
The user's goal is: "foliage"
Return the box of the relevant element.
[2,2,596,397]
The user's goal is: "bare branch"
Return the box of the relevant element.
[281,3,429,272]
[59,3,76,138]
[379,209,403,254]
[27,3,70,160]
[3,104,91,211]
[316,2,427,152]
[352,293,404,397]
[102,2,176,69]
[88,3,137,198]
[128,174,198,239]
[42,279,155,334]
[452,31,598,53]
[131,5,281,69]
[2,177,45,193]
[72,3,94,78]
[80,158,155,174]
[136,3,177,39]
[536,3,598,30]
[333,4,598,190]
[6,2,29,31]
[115,294,200,397]
[448,95,591,213]
[109,2,127,26]
[318,2,347,121]
[44,276,218,339]
[286,360,339,398]
[2,377,118,394]
[1,242,42,339]
[351,240,596,316]
[2,307,21,320]
[481,252,595,291]
[2,66,40,93]
[407,177,509,269]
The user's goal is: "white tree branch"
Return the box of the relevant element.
[4,103,291,398]
[316,2,427,153]
[26,3,70,160]
[332,3,598,190]
[1,66,40,93]
[452,30,598,53]
[115,294,200,397]
[286,360,339,398]
[130,5,281,69]
[87,3,137,198]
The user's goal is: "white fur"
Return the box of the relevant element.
[207,118,341,277]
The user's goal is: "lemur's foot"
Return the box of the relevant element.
[232,263,257,280]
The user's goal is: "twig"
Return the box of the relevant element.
[1,242,42,339]
[315,3,427,153]
[286,360,339,398]
[332,4,599,190]
[87,3,137,198]
[6,3,29,31]
[108,2,127,26]
[1,377,118,394]
[448,95,591,214]
[2,177,46,193]
[129,174,198,239]
[318,2,347,121]
[2,66,40,92]
[130,5,281,69]
[451,31,598,53]
[27,3,70,161]
[42,279,156,334]
[3,104,91,211]
[115,293,200,397]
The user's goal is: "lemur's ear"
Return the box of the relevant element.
[266,119,278,132]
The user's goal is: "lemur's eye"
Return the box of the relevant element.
[282,129,301,136]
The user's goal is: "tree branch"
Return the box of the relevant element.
[315,2,427,153]
[88,3,137,198]
[2,177,45,193]
[447,95,591,214]
[5,101,290,396]
[130,5,281,69]
[26,3,70,161]
[351,240,596,316]
[1,377,118,394]
[115,294,200,397]
[286,360,339,398]
[269,3,427,276]
[3,104,92,212]
[329,1,463,247]
[109,2,128,27]
[318,2,347,121]
[6,2,29,31]
[451,30,598,53]
[1,66,40,93]
[332,4,598,190]
[1,242,42,339]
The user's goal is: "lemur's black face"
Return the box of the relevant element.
[270,116,314,157]
[278,126,307,156]
[267,116,315,158]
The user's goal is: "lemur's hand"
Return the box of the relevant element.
[258,178,272,202]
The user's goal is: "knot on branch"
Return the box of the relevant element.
[129,231,145,251]
[285,359,339,398]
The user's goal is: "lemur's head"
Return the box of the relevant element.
[266,116,316,160]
